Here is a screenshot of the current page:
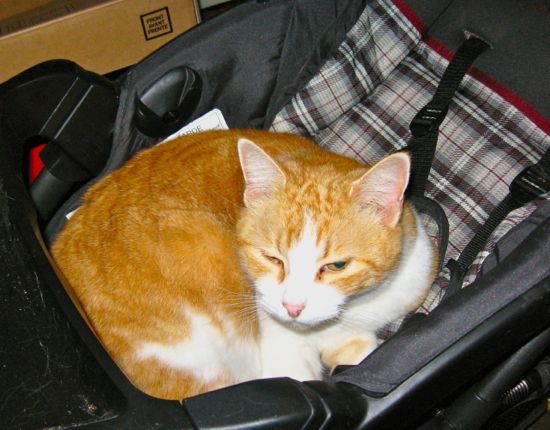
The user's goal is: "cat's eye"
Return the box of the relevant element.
[324,261,349,272]
[263,254,283,266]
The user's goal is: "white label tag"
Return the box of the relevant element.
[160,109,229,144]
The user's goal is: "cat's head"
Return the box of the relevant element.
[236,137,411,327]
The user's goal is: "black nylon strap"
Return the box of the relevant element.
[408,35,490,197]
[443,148,549,301]
[455,148,550,274]
[442,195,520,301]
[410,195,449,274]
[456,195,518,271]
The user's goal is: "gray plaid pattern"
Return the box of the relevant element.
[276,0,421,137]
[272,0,549,315]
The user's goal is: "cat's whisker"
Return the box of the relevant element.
[222,302,258,312]
[218,294,257,303]
[222,303,257,311]
[223,304,259,321]
[223,301,257,310]
[228,302,257,309]
[216,287,258,303]
[220,294,257,303]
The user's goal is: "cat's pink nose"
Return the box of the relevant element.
[283,301,306,318]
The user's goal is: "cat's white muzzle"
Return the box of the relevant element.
[255,276,345,327]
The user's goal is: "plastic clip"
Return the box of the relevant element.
[510,163,550,206]
[410,103,449,138]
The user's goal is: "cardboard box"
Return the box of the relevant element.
[0,0,201,83]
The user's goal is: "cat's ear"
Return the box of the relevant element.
[350,152,410,227]
[238,138,286,207]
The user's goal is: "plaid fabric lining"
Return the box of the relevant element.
[276,0,421,137]
[271,0,549,315]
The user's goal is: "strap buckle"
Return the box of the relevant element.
[409,103,449,138]
[510,163,550,206]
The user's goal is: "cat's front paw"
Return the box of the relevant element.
[321,337,377,370]
[260,342,324,381]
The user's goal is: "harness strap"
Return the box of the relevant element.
[405,34,488,304]
[410,195,449,274]
[443,148,550,298]
[408,35,490,197]
[405,34,549,301]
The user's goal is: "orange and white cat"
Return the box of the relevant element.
[52,130,435,400]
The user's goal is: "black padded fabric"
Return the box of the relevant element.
[479,200,550,277]
[425,0,550,120]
